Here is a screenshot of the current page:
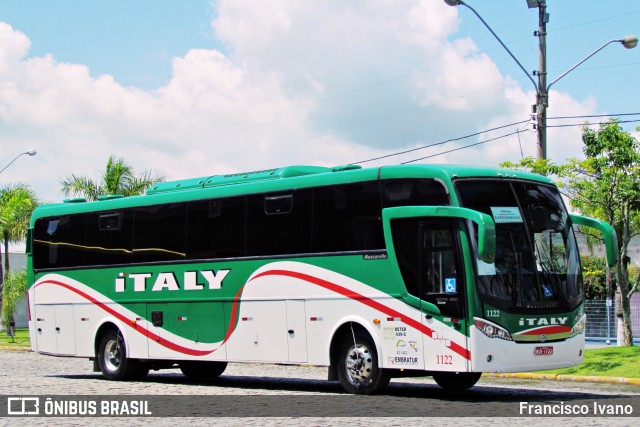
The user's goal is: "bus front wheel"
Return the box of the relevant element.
[432,372,481,391]
[335,330,390,394]
[179,361,227,382]
[97,329,148,381]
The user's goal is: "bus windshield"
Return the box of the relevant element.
[455,179,582,312]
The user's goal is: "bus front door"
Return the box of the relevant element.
[418,219,469,372]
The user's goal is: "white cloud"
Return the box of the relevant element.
[0,1,599,206]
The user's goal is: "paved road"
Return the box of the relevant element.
[0,350,639,426]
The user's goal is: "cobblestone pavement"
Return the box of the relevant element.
[0,350,638,426]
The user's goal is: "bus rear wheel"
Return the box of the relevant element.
[432,372,481,391]
[179,361,227,382]
[97,329,148,381]
[336,330,390,394]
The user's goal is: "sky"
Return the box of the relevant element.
[0,0,639,209]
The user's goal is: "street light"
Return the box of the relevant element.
[547,36,639,91]
[444,0,637,159]
[0,149,37,175]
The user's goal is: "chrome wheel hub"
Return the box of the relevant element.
[345,344,373,384]
[103,339,121,372]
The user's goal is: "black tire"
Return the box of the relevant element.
[335,329,390,394]
[97,329,149,381]
[179,361,227,382]
[432,372,481,391]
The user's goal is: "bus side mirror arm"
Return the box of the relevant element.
[569,214,618,267]
[382,206,496,263]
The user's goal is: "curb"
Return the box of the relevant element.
[483,372,640,386]
[0,346,31,352]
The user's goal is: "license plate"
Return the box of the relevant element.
[534,346,553,356]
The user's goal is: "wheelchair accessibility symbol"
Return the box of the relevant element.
[445,278,456,293]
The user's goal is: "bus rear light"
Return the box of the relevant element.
[474,318,512,341]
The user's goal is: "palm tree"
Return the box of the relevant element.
[61,155,166,201]
[0,183,38,304]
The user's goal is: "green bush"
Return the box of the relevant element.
[2,270,27,330]
[581,255,611,300]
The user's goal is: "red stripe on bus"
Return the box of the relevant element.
[223,285,245,343]
[33,280,222,357]
[249,269,471,361]
[520,325,572,335]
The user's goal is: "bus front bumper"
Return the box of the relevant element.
[469,327,585,373]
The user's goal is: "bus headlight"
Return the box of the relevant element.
[569,314,587,337]
[474,318,512,341]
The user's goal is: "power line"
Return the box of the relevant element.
[400,117,640,163]
[353,112,640,166]
[354,119,529,165]
[548,112,640,120]
[401,130,523,164]
[547,119,640,129]
[550,10,640,34]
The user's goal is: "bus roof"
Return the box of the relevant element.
[32,163,554,218]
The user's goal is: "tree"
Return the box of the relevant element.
[502,119,640,346]
[581,255,609,300]
[2,270,27,337]
[61,155,166,201]
[0,183,38,309]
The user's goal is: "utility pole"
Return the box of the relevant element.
[534,1,548,160]
[445,0,637,160]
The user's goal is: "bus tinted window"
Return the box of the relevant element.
[382,179,449,207]
[133,204,187,263]
[32,180,396,269]
[33,216,86,269]
[84,211,134,266]
[313,182,383,252]
[187,197,246,259]
[246,190,312,256]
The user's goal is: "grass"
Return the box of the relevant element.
[0,327,31,348]
[537,346,640,378]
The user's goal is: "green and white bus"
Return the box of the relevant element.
[27,164,617,394]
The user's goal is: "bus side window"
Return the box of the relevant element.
[420,223,458,294]
[419,220,465,317]
[187,197,246,259]
[313,182,383,252]
[85,211,134,266]
[383,179,450,207]
[391,218,420,298]
[33,215,86,269]
[133,204,187,263]
[391,218,465,317]
[246,190,312,256]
